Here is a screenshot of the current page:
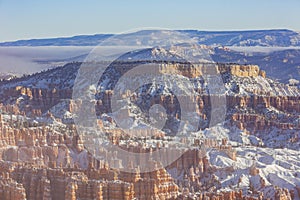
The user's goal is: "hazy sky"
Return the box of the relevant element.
[1,0,299,42]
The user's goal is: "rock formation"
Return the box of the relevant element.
[0,61,299,199]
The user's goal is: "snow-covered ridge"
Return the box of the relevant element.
[0,45,299,98]
[1,29,300,47]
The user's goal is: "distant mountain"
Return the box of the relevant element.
[180,29,300,47]
[0,34,113,46]
[1,29,300,47]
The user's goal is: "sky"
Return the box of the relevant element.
[0,0,300,42]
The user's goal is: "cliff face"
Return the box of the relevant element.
[227,95,300,132]
[0,113,180,200]
[10,168,135,200]
[2,86,298,134]
[2,87,73,113]
[94,90,299,134]
[0,173,26,200]
[116,62,266,79]
[217,64,266,78]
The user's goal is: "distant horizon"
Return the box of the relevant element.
[0,28,299,43]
